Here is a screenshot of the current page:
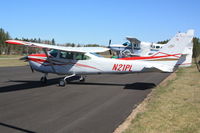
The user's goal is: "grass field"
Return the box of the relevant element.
[124,64,200,133]
[0,55,25,58]
[0,55,27,67]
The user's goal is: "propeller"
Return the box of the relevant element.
[108,40,112,55]
[30,65,34,73]
[108,39,111,48]
[19,55,34,73]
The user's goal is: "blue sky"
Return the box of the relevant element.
[0,0,200,45]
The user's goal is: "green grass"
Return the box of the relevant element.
[0,55,27,67]
[0,55,24,58]
[124,64,200,133]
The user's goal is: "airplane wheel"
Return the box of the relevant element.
[40,77,47,84]
[79,76,85,82]
[59,79,66,87]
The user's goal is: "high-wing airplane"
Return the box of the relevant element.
[5,29,194,86]
[109,30,194,67]
[108,37,164,57]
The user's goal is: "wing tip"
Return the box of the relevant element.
[5,40,25,45]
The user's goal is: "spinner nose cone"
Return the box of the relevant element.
[19,56,29,61]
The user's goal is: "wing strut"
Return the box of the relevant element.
[42,48,57,74]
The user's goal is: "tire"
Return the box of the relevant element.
[40,77,47,84]
[79,76,85,82]
[59,79,66,87]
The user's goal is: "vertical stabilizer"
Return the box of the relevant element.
[150,29,194,69]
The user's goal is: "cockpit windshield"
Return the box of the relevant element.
[122,42,129,46]
[49,49,58,57]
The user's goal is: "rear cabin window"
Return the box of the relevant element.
[156,46,160,49]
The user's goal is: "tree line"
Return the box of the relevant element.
[0,28,102,55]
[0,28,11,55]
[0,28,57,55]
[0,27,200,57]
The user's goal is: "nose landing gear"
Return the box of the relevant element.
[79,76,85,82]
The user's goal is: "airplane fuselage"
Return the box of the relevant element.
[28,52,152,75]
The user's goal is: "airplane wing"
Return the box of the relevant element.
[126,37,141,44]
[5,40,109,53]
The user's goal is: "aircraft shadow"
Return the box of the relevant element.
[69,82,125,86]
[0,122,36,133]
[70,82,156,90]
[124,82,156,90]
[0,77,156,93]
[0,78,62,93]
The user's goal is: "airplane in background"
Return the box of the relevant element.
[5,29,194,86]
[108,37,164,57]
[108,30,194,67]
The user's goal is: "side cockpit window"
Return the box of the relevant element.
[60,51,73,59]
[59,51,90,60]
[74,53,90,60]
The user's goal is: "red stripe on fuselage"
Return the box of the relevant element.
[75,63,101,71]
[152,52,181,58]
[118,53,181,60]
[29,54,47,57]
[28,57,49,63]
[28,56,102,71]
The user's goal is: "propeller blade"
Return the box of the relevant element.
[107,40,112,55]
[30,65,34,73]
[108,40,111,48]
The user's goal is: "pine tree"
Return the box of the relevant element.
[51,38,55,45]
[0,28,11,54]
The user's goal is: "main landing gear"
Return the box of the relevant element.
[40,73,48,84]
[58,74,86,87]
[40,73,85,87]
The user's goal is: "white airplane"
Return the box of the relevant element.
[109,30,194,67]
[108,37,164,57]
[5,29,194,86]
